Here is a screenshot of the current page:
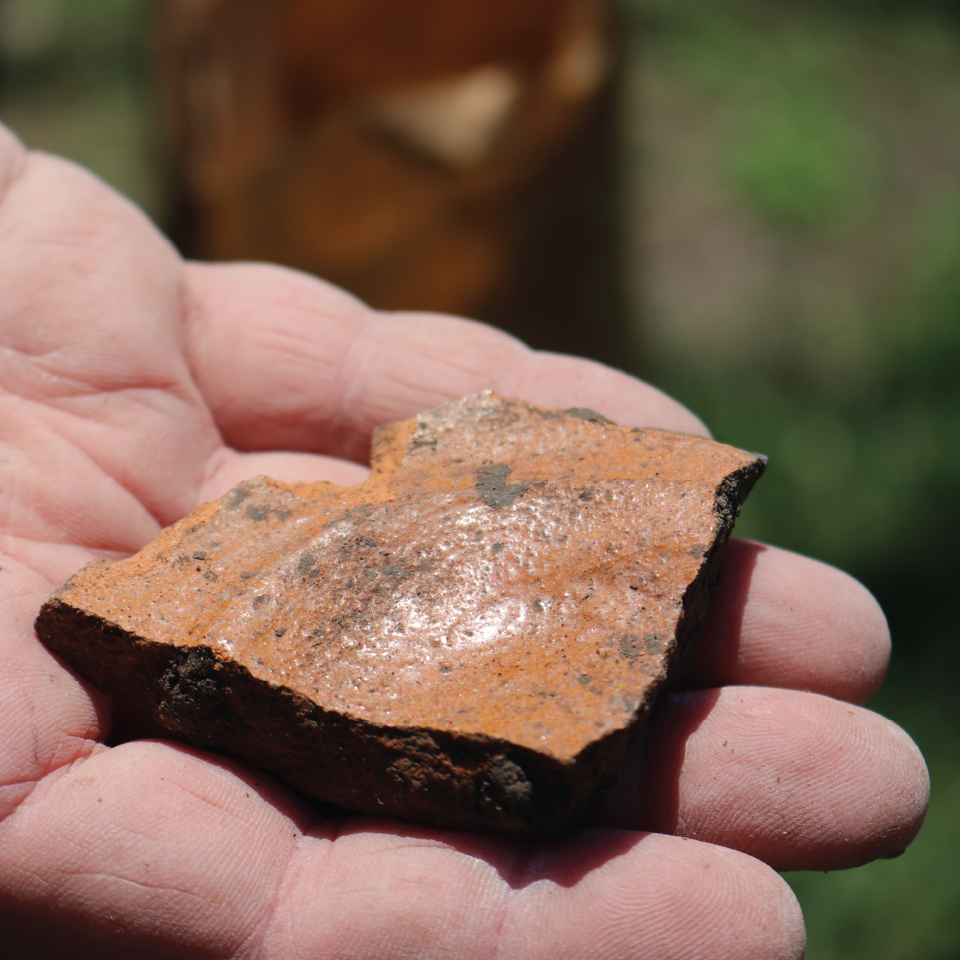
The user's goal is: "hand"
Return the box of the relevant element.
[0,122,928,959]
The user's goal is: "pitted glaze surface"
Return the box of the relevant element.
[37,393,766,834]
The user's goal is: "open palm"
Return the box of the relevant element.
[0,123,928,959]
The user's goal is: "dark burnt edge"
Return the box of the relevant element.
[34,595,625,839]
[575,453,770,825]
[667,453,768,686]
[572,451,769,820]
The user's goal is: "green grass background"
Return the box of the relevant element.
[627,2,960,956]
[1,0,958,956]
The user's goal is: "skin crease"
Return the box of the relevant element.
[0,121,930,959]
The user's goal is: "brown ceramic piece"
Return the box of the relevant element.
[35,393,765,836]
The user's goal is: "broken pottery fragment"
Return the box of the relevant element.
[35,393,765,836]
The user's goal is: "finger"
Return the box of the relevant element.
[0,741,308,959]
[0,148,220,535]
[684,540,891,703]
[195,447,370,507]
[183,261,707,464]
[0,557,106,822]
[0,122,25,199]
[599,686,929,871]
[0,740,805,960]
[1,534,128,588]
[0,420,162,560]
[266,826,803,960]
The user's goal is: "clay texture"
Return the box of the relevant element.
[35,393,765,835]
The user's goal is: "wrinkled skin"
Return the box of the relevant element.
[0,122,928,960]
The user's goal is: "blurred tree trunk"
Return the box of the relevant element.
[158,0,628,366]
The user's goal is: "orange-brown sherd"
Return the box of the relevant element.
[35,393,765,836]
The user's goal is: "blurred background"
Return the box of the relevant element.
[1,0,958,956]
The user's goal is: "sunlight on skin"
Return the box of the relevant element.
[182,259,711,466]
[683,539,892,703]
[599,687,929,871]
[0,121,928,959]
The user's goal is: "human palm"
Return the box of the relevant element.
[0,123,928,959]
